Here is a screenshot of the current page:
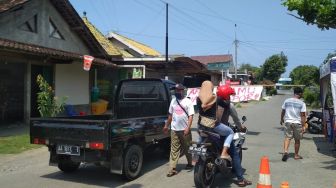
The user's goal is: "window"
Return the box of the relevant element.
[49,19,64,39]
[123,85,159,99]
[19,15,37,33]
[120,81,165,100]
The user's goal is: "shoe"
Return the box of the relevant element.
[185,164,193,170]
[220,155,232,161]
[166,169,178,177]
[237,179,252,187]
[282,153,288,162]
[294,155,303,160]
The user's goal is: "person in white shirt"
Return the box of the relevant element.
[163,84,194,177]
[280,87,306,161]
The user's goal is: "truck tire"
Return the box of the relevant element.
[123,145,143,180]
[58,155,80,173]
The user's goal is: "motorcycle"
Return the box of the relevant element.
[189,116,247,188]
[307,110,323,134]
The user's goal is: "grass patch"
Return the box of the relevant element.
[0,134,41,154]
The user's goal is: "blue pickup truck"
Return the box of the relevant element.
[30,78,175,180]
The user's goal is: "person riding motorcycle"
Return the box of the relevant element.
[197,81,234,161]
[216,84,252,187]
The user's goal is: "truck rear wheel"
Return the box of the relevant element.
[123,145,143,180]
[58,155,80,173]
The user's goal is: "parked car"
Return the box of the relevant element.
[30,78,176,180]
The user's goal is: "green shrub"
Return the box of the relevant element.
[36,75,67,117]
[266,87,277,96]
[303,86,320,107]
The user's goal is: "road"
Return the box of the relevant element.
[0,95,335,188]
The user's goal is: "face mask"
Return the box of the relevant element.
[175,93,183,100]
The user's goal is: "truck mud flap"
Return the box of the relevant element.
[110,148,123,175]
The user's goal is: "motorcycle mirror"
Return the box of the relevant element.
[242,116,247,122]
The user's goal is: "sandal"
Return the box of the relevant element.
[294,155,303,160]
[237,179,252,187]
[166,169,178,177]
[282,153,288,162]
[220,155,232,161]
[185,164,193,170]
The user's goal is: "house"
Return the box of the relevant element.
[83,16,210,105]
[0,0,117,124]
[191,54,233,85]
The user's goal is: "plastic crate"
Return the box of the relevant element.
[91,99,108,115]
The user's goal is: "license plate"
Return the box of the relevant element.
[56,145,80,156]
[189,146,207,155]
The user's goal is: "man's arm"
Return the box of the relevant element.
[280,109,285,125]
[229,103,243,129]
[184,115,194,136]
[163,114,172,134]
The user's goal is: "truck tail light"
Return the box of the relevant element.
[33,138,49,145]
[87,142,104,150]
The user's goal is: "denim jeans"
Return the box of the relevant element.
[213,123,234,147]
[229,142,244,180]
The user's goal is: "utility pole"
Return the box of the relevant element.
[234,24,238,79]
[165,3,168,79]
[165,3,168,63]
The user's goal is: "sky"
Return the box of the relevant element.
[69,0,336,76]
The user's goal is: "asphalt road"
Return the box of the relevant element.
[0,95,335,188]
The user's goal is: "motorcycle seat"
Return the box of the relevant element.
[199,129,221,139]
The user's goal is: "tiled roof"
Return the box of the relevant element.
[0,0,28,13]
[110,32,161,57]
[0,37,116,67]
[82,17,121,57]
[191,55,233,65]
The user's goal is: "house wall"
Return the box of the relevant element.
[55,63,89,105]
[0,0,90,54]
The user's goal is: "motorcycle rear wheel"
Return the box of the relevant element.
[194,158,216,188]
[307,119,322,134]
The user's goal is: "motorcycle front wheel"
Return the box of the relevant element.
[194,157,216,188]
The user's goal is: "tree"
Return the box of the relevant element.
[282,0,336,30]
[323,50,336,64]
[260,52,288,83]
[239,63,259,72]
[289,65,319,86]
[239,63,262,84]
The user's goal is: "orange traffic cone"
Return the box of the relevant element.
[280,181,289,188]
[257,156,272,188]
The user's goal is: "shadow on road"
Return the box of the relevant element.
[211,168,247,187]
[313,136,336,157]
[41,149,168,188]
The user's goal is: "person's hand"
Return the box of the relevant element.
[240,126,247,133]
[163,125,169,134]
[184,127,190,136]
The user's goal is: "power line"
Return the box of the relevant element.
[193,0,331,40]
[117,30,231,43]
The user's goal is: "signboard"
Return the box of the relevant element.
[231,85,263,103]
[207,62,231,71]
[187,85,263,105]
